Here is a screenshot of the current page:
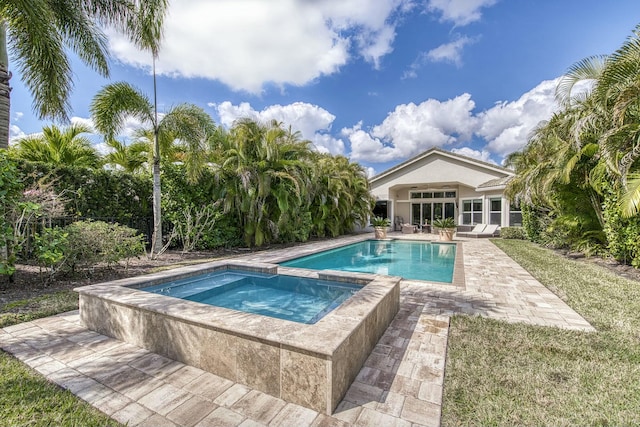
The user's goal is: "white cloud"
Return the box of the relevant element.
[478,78,559,156]
[9,125,26,145]
[357,24,397,69]
[349,94,478,162]
[342,122,396,161]
[107,0,413,93]
[451,146,494,163]
[215,101,345,154]
[13,112,23,122]
[347,79,562,164]
[311,133,346,155]
[427,0,498,26]
[426,35,476,66]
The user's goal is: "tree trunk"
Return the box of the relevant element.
[0,24,11,278]
[149,56,162,257]
[150,158,162,257]
[0,24,11,150]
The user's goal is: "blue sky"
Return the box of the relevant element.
[9,0,640,176]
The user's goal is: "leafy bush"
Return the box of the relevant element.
[33,227,69,281]
[499,227,526,239]
[521,204,545,242]
[277,210,313,244]
[0,153,23,278]
[162,163,242,250]
[65,220,145,271]
[602,192,640,267]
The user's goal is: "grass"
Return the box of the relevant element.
[0,352,121,426]
[1,290,119,426]
[441,239,640,426]
[0,290,79,328]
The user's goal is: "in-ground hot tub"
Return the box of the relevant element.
[74,260,400,414]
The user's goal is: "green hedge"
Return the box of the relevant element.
[16,160,152,220]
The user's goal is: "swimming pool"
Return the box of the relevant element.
[280,239,456,282]
[140,270,361,324]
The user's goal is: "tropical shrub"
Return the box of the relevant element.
[65,220,145,271]
[433,217,456,229]
[371,216,391,227]
[212,119,313,247]
[499,227,526,240]
[602,193,640,267]
[33,227,69,281]
[308,153,375,238]
[162,163,242,250]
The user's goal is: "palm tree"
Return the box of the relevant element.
[0,0,169,149]
[103,139,149,173]
[212,119,313,246]
[10,123,101,168]
[309,153,374,237]
[90,82,216,254]
[554,24,640,216]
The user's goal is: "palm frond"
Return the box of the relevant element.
[620,173,640,218]
[49,0,110,76]
[555,55,606,107]
[90,82,154,139]
[5,0,72,120]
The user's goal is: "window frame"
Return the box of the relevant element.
[462,197,483,225]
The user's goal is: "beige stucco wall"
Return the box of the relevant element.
[370,150,515,227]
[371,152,509,199]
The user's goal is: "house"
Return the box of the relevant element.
[369,147,521,232]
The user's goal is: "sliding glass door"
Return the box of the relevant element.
[411,201,455,225]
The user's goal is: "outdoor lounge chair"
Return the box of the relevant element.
[457,223,499,238]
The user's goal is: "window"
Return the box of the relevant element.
[510,202,523,226]
[409,190,456,200]
[462,199,483,225]
[490,198,501,225]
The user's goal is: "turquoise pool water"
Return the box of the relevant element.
[140,270,361,324]
[280,240,456,283]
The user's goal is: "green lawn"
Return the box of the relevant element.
[441,239,640,426]
[0,351,121,426]
[0,290,79,328]
[0,290,120,426]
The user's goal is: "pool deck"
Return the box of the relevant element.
[0,234,594,427]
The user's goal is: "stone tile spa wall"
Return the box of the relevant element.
[75,261,400,414]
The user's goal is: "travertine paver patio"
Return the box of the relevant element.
[0,235,594,427]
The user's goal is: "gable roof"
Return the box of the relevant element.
[477,176,513,189]
[369,147,513,183]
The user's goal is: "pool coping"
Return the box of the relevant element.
[74,259,401,414]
